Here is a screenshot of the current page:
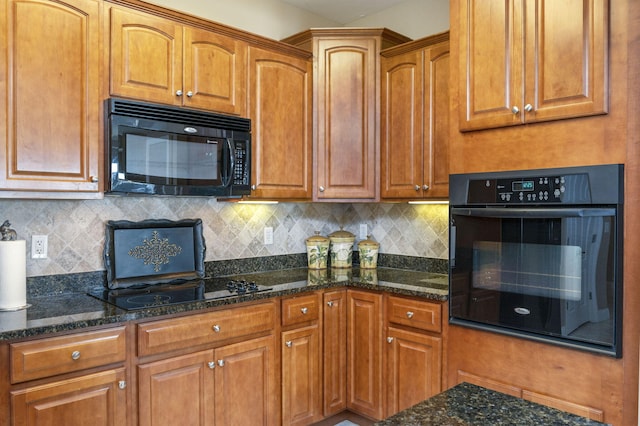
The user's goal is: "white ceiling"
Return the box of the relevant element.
[281,0,407,24]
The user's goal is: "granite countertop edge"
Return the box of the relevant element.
[0,267,447,341]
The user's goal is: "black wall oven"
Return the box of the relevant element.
[449,164,623,357]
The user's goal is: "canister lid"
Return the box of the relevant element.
[358,235,379,248]
[329,227,355,242]
[306,231,329,244]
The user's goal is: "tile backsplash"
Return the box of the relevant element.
[1,197,449,277]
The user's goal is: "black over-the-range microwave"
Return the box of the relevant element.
[105,98,251,198]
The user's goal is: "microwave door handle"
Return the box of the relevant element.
[450,207,616,218]
[224,138,235,188]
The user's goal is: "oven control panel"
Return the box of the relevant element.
[467,173,590,204]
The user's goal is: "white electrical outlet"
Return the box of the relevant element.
[359,224,368,239]
[32,235,48,259]
[264,227,273,245]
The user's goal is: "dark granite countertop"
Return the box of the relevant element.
[0,267,448,341]
[375,382,608,426]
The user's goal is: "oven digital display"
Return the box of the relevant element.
[512,180,535,191]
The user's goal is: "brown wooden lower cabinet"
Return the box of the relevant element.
[10,368,127,426]
[323,289,348,417]
[347,290,384,420]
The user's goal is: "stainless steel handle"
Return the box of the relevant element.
[118,380,126,390]
[524,103,533,112]
[176,90,183,96]
[406,311,414,319]
[319,186,325,192]
[422,185,429,191]
[251,184,256,190]
[212,324,220,333]
[327,301,334,307]
[414,185,421,191]
[387,337,394,343]
[301,307,308,314]
[90,176,99,183]
[71,351,80,360]
[511,106,520,114]
[208,361,215,369]
[285,341,293,348]
[218,359,225,367]
[187,91,194,97]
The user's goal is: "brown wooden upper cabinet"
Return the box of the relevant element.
[109,6,247,115]
[458,0,608,131]
[381,33,450,200]
[282,29,410,201]
[0,0,102,197]
[248,47,312,200]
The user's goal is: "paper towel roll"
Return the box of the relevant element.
[0,240,27,310]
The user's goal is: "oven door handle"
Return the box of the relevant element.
[450,207,616,218]
[223,138,235,188]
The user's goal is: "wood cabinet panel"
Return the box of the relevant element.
[386,327,441,416]
[282,325,321,426]
[459,0,608,131]
[137,302,275,356]
[281,293,320,326]
[11,368,127,426]
[138,350,214,426]
[10,327,126,383]
[248,47,312,199]
[323,289,347,417]
[386,295,442,333]
[0,0,101,195]
[347,290,383,420]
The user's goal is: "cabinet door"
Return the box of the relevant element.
[458,0,523,131]
[248,47,312,199]
[323,290,347,416]
[109,6,183,105]
[214,335,278,426]
[380,50,423,199]
[423,43,450,198]
[0,0,101,194]
[138,351,214,426]
[282,325,321,426]
[386,327,442,416]
[524,0,608,123]
[315,38,378,201]
[347,290,383,420]
[183,27,247,115]
[11,368,127,426]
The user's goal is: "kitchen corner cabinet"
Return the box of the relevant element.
[282,29,410,202]
[459,0,608,131]
[109,6,247,115]
[347,289,384,420]
[8,327,128,425]
[281,293,322,425]
[381,33,450,200]
[0,0,102,197]
[323,289,347,417]
[384,295,444,417]
[248,47,312,200]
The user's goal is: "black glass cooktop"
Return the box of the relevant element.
[87,277,273,311]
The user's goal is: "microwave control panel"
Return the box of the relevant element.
[233,141,249,185]
[467,173,591,204]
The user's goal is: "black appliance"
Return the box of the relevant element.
[105,98,251,198]
[449,164,623,357]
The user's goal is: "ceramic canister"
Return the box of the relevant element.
[328,227,355,268]
[305,232,329,269]
[358,235,379,269]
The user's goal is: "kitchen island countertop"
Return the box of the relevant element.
[0,267,447,341]
[375,382,608,425]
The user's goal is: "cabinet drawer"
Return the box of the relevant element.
[138,302,276,357]
[386,296,442,333]
[281,293,320,326]
[10,327,126,383]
